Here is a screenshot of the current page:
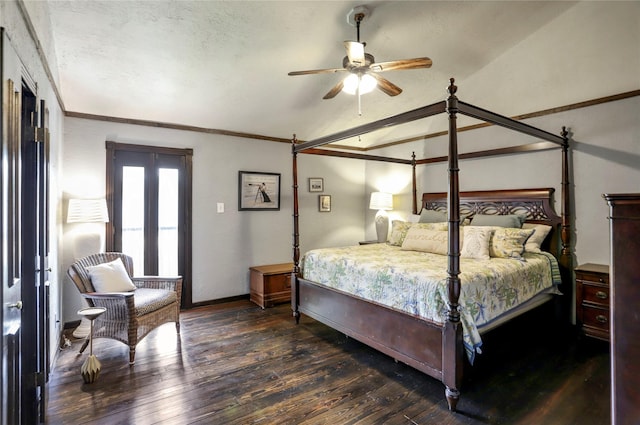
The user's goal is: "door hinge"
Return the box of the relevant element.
[34,371,45,387]
[34,127,45,143]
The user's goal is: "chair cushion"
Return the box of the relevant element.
[86,258,137,292]
[133,288,177,316]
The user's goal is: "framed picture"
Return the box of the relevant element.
[318,195,331,212]
[238,171,281,211]
[308,177,324,192]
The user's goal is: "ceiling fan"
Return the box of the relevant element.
[288,5,432,101]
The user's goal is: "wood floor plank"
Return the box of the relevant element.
[46,301,610,424]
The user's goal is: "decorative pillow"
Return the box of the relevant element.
[418,209,447,223]
[86,258,136,292]
[389,221,448,246]
[387,220,413,246]
[401,227,448,255]
[460,226,493,260]
[471,213,527,228]
[489,228,535,259]
[522,223,552,253]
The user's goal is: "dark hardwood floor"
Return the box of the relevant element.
[46,300,610,424]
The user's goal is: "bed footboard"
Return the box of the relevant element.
[294,278,446,381]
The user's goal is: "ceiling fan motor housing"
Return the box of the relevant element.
[343,53,375,71]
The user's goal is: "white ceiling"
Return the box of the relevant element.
[45,1,580,148]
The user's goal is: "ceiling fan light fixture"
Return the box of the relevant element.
[342,73,377,95]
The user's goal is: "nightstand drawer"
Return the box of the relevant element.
[580,304,610,331]
[577,271,609,285]
[581,283,610,307]
[265,273,291,292]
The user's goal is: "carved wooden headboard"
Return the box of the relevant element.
[421,188,562,255]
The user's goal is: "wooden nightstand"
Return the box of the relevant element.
[575,263,610,341]
[249,263,293,308]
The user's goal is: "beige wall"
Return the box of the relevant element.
[60,118,366,322]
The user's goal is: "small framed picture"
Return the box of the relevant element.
[319,195,331,212]
[308,177,324,192]
[238,171,281,211]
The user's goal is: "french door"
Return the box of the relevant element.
[106,142,192,307]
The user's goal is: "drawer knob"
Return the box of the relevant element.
[596,315,608,324]
[596,291,608,300]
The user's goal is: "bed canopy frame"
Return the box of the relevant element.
[290,78,571,411]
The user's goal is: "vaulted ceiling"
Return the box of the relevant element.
[44,1,594,148]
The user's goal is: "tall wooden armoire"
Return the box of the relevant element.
[604,193,640,425]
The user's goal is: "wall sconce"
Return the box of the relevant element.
[369,192,393,243]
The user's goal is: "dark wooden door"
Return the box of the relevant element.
[36,99,51,422]
[1,28,50,425]
[1,28,24,424]
[20,87,49,424]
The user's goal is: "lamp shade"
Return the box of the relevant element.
[369,192,393,211]
[67,199,109,223]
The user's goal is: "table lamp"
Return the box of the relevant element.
[369,192,393,243]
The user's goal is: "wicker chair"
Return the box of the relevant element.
[67,252,182,364]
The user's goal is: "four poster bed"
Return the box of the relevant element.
[290,79,572,411]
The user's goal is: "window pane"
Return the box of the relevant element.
[122,166,145,274]
[158,168,178,275]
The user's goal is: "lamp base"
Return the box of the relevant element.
[375,210,389,243]
[81,354,101,384]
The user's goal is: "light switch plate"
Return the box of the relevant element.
[217,203,224,213]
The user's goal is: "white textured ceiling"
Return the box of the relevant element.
[45,1,581,147]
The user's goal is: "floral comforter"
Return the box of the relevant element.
[301,243,562,363]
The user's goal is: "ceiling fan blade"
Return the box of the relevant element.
[288,67,347,76]
[344,41,365,66]
[323,80,345,99]
[370,73,402,96]
[370,57,432,72]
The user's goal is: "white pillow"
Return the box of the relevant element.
[86,258,136,292]
[461,226,492,260]
[522,223,552,253]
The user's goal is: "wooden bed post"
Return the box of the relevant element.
[291,135,300,323]
[559,127,573,322]
[411,151,418,214]
[443,78,464,411]
[560,127,571,266]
